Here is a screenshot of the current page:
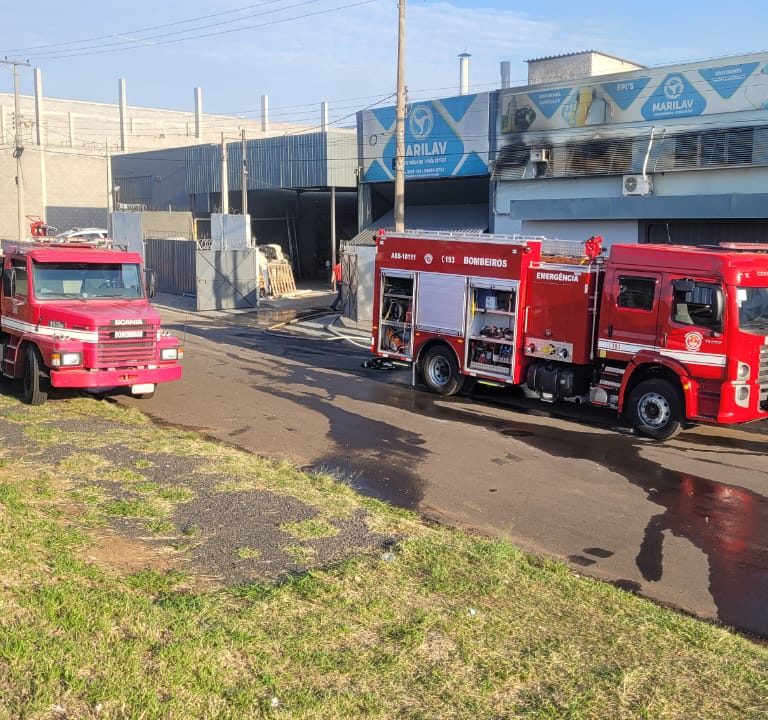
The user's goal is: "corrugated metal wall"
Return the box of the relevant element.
[185,132,357,194]
[114,175,153,207]
[145,238,196,295]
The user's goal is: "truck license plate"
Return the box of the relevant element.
[114,330,144,339]
[131,383,155,395]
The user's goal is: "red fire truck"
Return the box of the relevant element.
[1,239,183,405]
[372,230,768,440]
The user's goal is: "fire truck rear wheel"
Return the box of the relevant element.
[627,379,683,441]
[22,346,49,406]
[422,345,463,397]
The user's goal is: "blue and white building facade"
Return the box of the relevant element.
[493,51,768,245]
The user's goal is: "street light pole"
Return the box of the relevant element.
[393,0,406,232]
[2,58,31,241]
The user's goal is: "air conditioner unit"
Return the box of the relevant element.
[530,148,550,164]
[623,174,653,196]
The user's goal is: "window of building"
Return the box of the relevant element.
[617,276,656,311]
[674,127,754,169]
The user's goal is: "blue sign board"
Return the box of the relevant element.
[361,94,490,182]
[699,62,759,99]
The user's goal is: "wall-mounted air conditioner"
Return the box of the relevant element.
[623,174,653,196]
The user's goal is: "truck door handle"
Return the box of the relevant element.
[661,332,667,347]
[607,324,613,338]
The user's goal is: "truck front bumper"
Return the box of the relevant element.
[49,364,182,389]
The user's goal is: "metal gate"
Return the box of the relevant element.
[145,239,196,295]
[195,249,260,311]
[342,252,357,320]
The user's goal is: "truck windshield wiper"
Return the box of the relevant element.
[39,292,86,300]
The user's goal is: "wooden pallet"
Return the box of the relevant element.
[260,261,296,297]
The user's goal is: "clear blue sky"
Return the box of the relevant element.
[1,0,766,125]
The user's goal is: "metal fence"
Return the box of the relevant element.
[144,238,196,295]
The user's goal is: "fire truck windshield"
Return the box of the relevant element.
[737,286,768,334]
[32,262,144,300]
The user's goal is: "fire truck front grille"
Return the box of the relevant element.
[759,346,768,411]
[96,325,158,369]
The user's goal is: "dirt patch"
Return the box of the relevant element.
[84,529,178,575]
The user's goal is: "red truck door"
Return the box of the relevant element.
[657,273,727,380]
[2,257,31,321]
[597,269,662,361]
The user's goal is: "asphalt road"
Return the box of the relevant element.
[123,301,768,638]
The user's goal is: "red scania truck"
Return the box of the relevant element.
[1,239,183,405]
[371,230,768,440]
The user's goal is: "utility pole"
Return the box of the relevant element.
[241,129,248,217]
[330,186,336,289]
[220,133,229,214]
[393,0,407,232]
[2,58,31,241]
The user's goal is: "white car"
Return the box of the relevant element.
[55,228,109,242]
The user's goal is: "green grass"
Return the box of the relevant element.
[280,519,340,540]
[0,396,765,719]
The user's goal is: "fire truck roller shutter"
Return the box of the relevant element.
[420,343,465,397]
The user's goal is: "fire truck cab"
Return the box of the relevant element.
[0,239,183,405]
[372,230,768,440]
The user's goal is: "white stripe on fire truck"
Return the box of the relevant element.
[597,339,727,367]
[1,317,99,343]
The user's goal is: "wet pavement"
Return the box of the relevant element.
[123,296,768,638]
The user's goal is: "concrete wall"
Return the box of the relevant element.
[527,52,642,85]
[141,210,194,239]
[520,219,639,246]
[0,146,108,239]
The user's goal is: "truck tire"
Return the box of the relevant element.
[22,346,49,406]
[626,379,683,441]
[422,345,463,397]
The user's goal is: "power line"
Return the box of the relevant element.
[16,0,379,61]
[16,0,325,59]
[0,0,292,55]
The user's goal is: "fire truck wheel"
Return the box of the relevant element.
[626,379,683,441]
[22,346,49,406]
[422,345,463,396]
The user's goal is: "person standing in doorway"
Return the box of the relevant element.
[330,260,343,311]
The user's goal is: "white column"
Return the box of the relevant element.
[261,94,269,133]
[194,86,203,140]
[34,68,44,146]
[118,78,127,151]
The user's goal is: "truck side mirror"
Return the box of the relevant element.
[145,269,157,299]
[713,287,724,327]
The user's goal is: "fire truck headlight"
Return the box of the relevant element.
[160,348,179,361]
[736,362,751,380]
[61,352,82,367]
